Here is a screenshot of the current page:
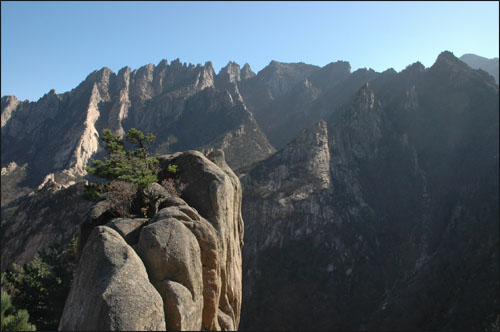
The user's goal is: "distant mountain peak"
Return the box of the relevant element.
[218,61,241,81]
[433,50,467,69]
[156,58,169,69]
[322,60,351,73]
[428,51,498,87]
[263,60,318,73]
[461,53,499,61]
[241,63,255,80]
[437,50,456,60]
[402,61,425,73]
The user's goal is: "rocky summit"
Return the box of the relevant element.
[59,150,244,331]
[1,51,498,331]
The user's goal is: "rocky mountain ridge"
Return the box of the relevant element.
[1,58,274,191]
[236,59,379,149]
[1,50,498,331]
[239,51,498,330]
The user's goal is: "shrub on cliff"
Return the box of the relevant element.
[160,163,186,197]
[87,128,159,188]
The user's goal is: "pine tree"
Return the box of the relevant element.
[86,128,159,188]
[1,289,36,331]
[1,238,77,331]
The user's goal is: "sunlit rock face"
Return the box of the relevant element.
[1,59,273,192]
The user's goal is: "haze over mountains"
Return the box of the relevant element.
[1,51,498,330]
[460,53,499,84]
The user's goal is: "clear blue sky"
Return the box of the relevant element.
[2,1,499,101]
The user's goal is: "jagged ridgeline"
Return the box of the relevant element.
[240,52,499,331]
[0,58,274,190]
[1,51,499,331]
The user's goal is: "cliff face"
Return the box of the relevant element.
[240,52,499,330]
[59,150,244,331]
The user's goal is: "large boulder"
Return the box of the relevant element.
[58,226,166,331]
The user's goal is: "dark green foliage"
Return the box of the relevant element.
[86,128,159,190]
[1,237,78,331]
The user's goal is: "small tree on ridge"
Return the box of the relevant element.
[86,128,159,188]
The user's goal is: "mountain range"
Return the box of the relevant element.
[1,51,498,330]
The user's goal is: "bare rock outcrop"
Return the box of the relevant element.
[1,95,20,128]
[60,150,244,331]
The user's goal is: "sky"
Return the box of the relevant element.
[1,1,499,102]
